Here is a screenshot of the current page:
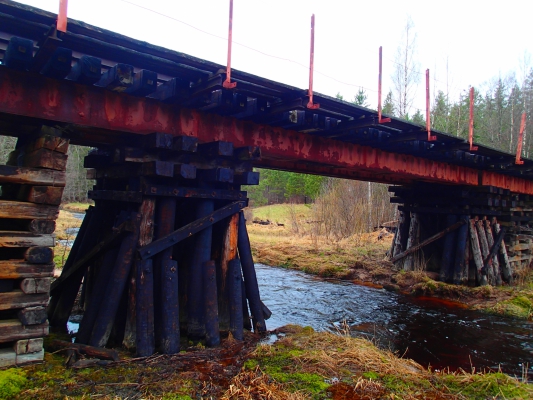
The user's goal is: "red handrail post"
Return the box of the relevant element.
[516,112,527,165]
[378,46,390,124]
[223,0,237,89]
[306,14,319,109]
[57,0,68,33]
[426,69,436,141]
[469,87,478,151]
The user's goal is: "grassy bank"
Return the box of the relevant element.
[247,204,533,320]
[2,326,530,399]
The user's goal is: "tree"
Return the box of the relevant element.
[391,16,420,118]
[410,109,425,125]
[352,88,370,108]
[431,90,450,132]
[382,90,395,116]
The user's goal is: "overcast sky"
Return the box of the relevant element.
[16,0,533,114]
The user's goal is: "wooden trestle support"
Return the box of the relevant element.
[0,128,68,367]
[390,183,533,286]
[44,132,268,358]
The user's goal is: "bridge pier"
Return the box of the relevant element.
[0,128,68,366]
[390,183,533,286]
[45,133,268,356]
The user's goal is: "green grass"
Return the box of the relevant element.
[250,204,312,225]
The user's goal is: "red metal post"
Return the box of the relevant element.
[469,87,478,151]
[223,0,237,89]
[57,0,68,33]
[426,69,436,141]
[516,112,527,165]
[378,46,390,124]
[306,14,319,110]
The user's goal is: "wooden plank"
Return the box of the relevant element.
[439,214,458,282]
[50,218,134,294]
[237,211,266,333]
[0,348,17,367]
[0,261,54,279]
[391,216,460,267]
[142,185,246,201]
[218,213,239,332]
[0,290,49,310]
[136,259,155,357]
[89,213,141,348]
[494,222,513,283]
[0,165,66,186]
[0,232,54,247]
[18,186,64,205]
[25,134,69,154]
[453,216,470,284]
[18,306,48,325]
[154,197,179,354]
[0,200,58,219]
[484,220,503,286]
[402,212,420,271]
[0,319,49,343]
[188,200,214,340]
[469,219,488,286]
[16,349,44,365]
[203,260,220,347]
[0,219,56,234]
[23,148,68,171]
[14,338,43,355]
[24,247,54,264]
[20,278,51,294]
[47,340,120,361]
[476,220,493,284]
[88,190,143,203]
[139,201,245,260]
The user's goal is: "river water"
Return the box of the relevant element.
[255,264,533,378]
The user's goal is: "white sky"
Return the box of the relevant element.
[15,0,533,114]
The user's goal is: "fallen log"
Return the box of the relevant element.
[46,339,120,361]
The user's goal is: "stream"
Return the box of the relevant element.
[62,211,533,378]
[255,264,533,378]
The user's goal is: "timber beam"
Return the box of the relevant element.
[2,67,533,194]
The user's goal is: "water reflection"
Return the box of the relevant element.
[255,264,533,378]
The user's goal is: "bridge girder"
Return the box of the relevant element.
[1,67,533,194]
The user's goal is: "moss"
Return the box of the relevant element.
[443,372,533,399]
[362,371,379,380]
[0,369,27,400]
[488,294,533,319]
[243,359,259,370]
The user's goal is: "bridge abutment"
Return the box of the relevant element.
[390,183,533,286]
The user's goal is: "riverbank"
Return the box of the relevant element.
[248,205,533,320]
[2,325,531,399]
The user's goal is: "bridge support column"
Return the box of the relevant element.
[390,183,533,287]
[47,133,268,357]
[0,128,69,367]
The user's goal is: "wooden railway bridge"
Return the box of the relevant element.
[1,0,533,366]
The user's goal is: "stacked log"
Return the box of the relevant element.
[0,128,68,367]
[390,183,532,286]
[48,133,268,357]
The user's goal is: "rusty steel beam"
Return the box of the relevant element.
[1,67,533,194]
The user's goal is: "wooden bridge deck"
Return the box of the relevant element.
[1,0,533,193]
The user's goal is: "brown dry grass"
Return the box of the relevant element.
[222,367,307,400]
[55,209,83,240]
[248,223,392,280]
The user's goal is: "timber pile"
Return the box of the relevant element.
[389,183,532,286]
[0,128,68,367]
[48,133,268,357]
